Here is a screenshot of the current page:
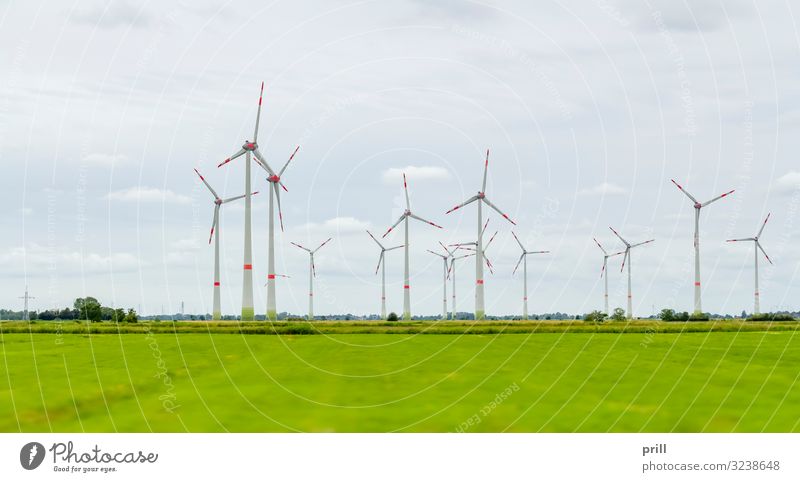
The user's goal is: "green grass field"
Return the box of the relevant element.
[2,324,799,432]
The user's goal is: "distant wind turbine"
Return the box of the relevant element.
[511,232,549,320]
[291,238,333,320]
[671,179,734,314]
[194,168,251,320]
[609,227,654,319]
[593,238,625,314]
[727,213,773,315]
[382,173,443,320]
[367,230,403,320]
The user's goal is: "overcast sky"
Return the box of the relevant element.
[1,0,799,317]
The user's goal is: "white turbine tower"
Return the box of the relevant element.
[445,150,516,319]
[382,173,443,321]
[671,179,735,314]
[194,168,249,320]
[427,245,452,320]
[366,230,403,320]
[446,249,475,320]
[216,82,268,321]
[451,219,499,319]
[727,213,773,315]
[593,238,625,314]
[609,227,654,320]
[511,232,549,320]
[291,238,333,320]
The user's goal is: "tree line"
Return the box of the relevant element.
[1,297,138,323]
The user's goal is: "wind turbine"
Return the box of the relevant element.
[215,82,267,321]
[727,213,773,315]
[427,244,452,320]
[609,227,654,320]
[446,250,475,320]
[366,230,403,320]
[382,173,443,320]
[593,238,625,314]
[445,150,516,319]
[291,238,333,320]
[194,168,250,320]
[511,232,549,320]
[671,179,734,314]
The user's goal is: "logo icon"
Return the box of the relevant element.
[20,442,45,470]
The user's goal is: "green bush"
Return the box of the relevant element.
[748,313,795,322]
[659,308,675,321]
[610,308,627,321]
[583,310,607,323]
[688,312,709,321]
[387,312,399,322]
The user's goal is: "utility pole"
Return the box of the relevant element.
[19,286,35,321]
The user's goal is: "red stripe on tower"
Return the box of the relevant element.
[243,264,252,270]
[268,274,276,280]
[694,282,700,286]
[403,285,410,289]
[214,282,220,286]
[477,279,484,285]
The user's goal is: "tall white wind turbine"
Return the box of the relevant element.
[194,168,250,320]
[671,179,734,314]
[291,238,333,320]
[367,230,403,320]
[593,238,625,314]
[445,150,516,320]
[216,82,268,321]
[427,245,451,320]
[382,173,443,321]
[511,232,549,320]
[727,213,773,315]
[609,227,654,319]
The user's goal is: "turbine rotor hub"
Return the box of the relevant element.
[694,202,701,209]
[268,175,280,183]
[243,141,257,150]
[477,192,485,199]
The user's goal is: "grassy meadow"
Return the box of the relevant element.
[1,320,799,432]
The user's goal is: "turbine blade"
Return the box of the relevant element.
[208,206,219,245]
[439,241,453,256]
[313,237,333,253]
[455,252,475,260]
[481,218,490,238]
[273,183,284,231]
[528,250,549,254]
[482,149,489,192]
[382,214,406,238]
[482,196,516,225]
[670,179,698,204]
[366,229,384,249]
[403,173,410,210]
[726,238,754,242]
[253,81,264,142]
[194,168,219,199]
[620,249,629,272]
[253,148,276,176]
[484,230,498,250]
[484,254,494,274]
[701,189,735,207]
[409,213,443,229]
[386,245,404,251]
[511,231,526,251]
[757,212,771,238]
[630,239,655,249]
[600,260,606,278]
[375,251,383,275]
[291,242,310,252]
[217,149,246,168]
[609,226,629,246]
[757,241,773,264]
[279,145,300,177]
[427,249,446,258]
[593,237,607,255]
[221,193,247,204]
[445,195,479,214]
[446,259,453,279]
[512,253,524,275]
[312,259,316,278]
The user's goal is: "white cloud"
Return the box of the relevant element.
[72,1,153,29]
[382,166,451,184]
[82,152,128,166]
[577,182,628,196]
[107,187,192,204]
[775,172,800,195]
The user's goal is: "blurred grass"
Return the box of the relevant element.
[1,330,798,432]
